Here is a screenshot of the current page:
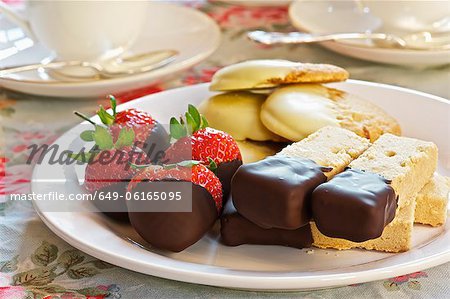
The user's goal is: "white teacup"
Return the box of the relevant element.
[0,0,149,61]
[360,0,450,32]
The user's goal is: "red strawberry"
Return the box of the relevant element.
[76,95,170,162]
[164,105,242,201]
[69,124,149,222]
[84,146,138,193]
[127,162,223,252]
[128,162,223,211]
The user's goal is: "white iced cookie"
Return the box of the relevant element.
[209,59,349,91]
[198,91,284,142]
[261,84,339,141]
[261,84,401,142]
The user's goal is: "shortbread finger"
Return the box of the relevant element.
[414,174,449,227]
[279,126,371,178]
[232,127,370,230]
[312,133,438,252]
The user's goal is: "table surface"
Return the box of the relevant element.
[0,1,449,298]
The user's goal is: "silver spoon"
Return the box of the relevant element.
[247,30,407,47]
[0,49,179,81]
[248,30,450,50]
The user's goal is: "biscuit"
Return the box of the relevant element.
[236,140,286,164]
[311,134,438,252]
[279,126,371,179]
[414,174,449,227]
[198,91,285,142]
[209,60,348,91]
[260,84,401,142]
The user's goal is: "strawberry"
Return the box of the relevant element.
[127,161,223,252]
[163,105,242,201]
[76,95,170,162]
[128,161,223,211]
[69,124,148,222]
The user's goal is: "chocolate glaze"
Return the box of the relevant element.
[215,159,242,204]
[142,122,170,163]
[127,182,217,252]
[232,155,327,229]
[221,201,313,248]
[312,168,397,242]
[91,181,130,223]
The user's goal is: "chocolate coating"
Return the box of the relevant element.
[127,182,217,252]
[142,122,170,163]
[221,202,313,248]
[312,168,397,242]
[232,155,327,229]
[91,181,130,223]
[215,159,242,204]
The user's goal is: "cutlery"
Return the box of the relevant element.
[247,30,450,50]
[0,49,179,81]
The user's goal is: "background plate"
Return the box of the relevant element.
[0,3,221,97]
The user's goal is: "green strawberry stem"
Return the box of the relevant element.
[73,111,97,126]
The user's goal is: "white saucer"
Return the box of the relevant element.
[289,0,450,66]
[0,3,221,98]
[32,81,450,290]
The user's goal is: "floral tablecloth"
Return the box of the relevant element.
[1,1,449,298]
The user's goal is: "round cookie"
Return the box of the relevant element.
[210,60,349,92]
[260,84,401,142]
[198,91,285,142]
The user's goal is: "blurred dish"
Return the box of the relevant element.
[289,0,450,66]
[217,0,291,7]
[0,3,221,97]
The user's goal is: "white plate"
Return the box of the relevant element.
[289,0,450,67]
[0,3,221,98]
[32,81,450,290]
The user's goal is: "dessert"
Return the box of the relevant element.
[414,174,450,227]
[127,163,222,252]
[210,60,349,91]
[232,126,370,230]
[312,168,397,242]
[221,202,313,248]
[311,133,438,252]
[279,126,371,178]
[198,91,284,142]
[94,95,170,161]
[164,105,242,200]
[232,155,327,229]
[260,84,401,142]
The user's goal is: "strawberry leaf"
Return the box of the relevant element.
[200,115,209,129]
[97,106,114,126]
[109,95,117,117]
[80,130,95,142]
[170,117,187,139]
[188,104,201,128]
[93,126,114,150]
[185,112,196,135]
[208,157,217,171]
[115,127,135,149]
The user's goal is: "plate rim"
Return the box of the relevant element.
[31,80,450,290]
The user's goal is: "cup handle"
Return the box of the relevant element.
[0,2,36,40]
